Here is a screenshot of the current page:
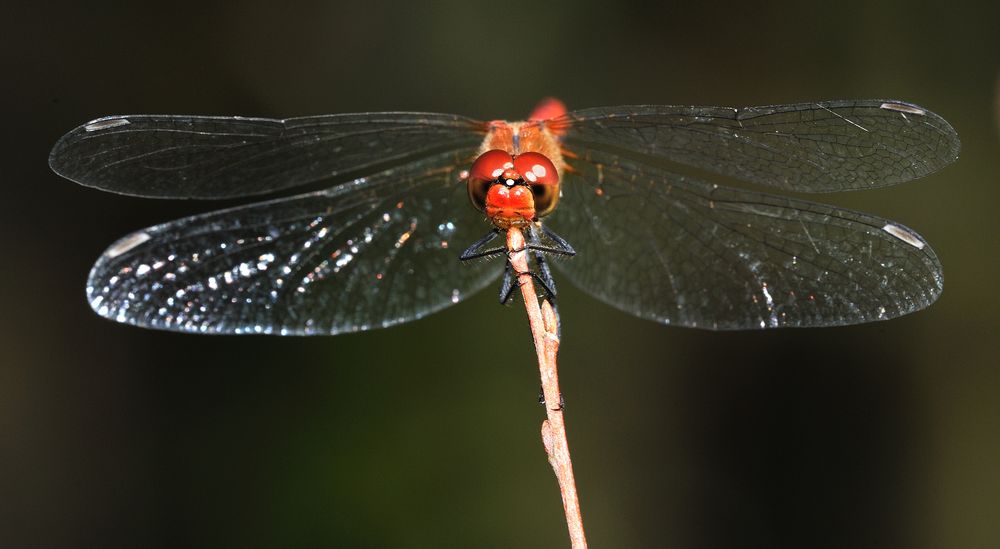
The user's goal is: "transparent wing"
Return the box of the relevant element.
[50,112,485,199]
[545,151,943,330]
[555,99,959,193]
[86,150,498,334]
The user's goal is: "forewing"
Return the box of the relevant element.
[86,150,497,334]
[556,100,959,192]
[545,152,943,329]
[51,112,485,198]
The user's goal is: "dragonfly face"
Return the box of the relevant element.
[49,99,959,334]
[466,149,561,228]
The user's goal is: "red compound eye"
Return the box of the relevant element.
[469,149,514,182]
[513,152,558,185]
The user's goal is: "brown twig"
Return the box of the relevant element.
[507,227,588,549]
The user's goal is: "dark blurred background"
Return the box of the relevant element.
[4,1,999,547]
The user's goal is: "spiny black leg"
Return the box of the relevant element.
[524,243,574,256]
[501,262,557,303]
[460,229,505,261]
[461,225,576,336]
[522,234,576,256]
[526,269,557,300]
[515,224,576,257]
[531,251,563,336]
[499,261,517,304]
[540,224,577,256]
[528,225,563,336]
[526,226,559,299]
[531,248,559,298]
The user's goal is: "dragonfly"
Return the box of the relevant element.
[49,98,959,335]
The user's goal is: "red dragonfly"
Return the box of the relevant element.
[49,98,958,334]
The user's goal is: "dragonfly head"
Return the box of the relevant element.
[467,149,560,229]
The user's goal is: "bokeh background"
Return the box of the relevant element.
[4,1,999,547]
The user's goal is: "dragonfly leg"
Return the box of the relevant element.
[459,228,506,261]
[527,225,563,336]
[532,251,561,335]
[525,224,576,256]
[528,230,559,294]
[525,226,559,298]
[525,267,557,300]
[502,259,558,302]
[465,225,572,334]
[499,261,518,304]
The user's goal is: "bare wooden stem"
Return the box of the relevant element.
[507,227,588,549]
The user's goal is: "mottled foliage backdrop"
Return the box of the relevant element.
[3,1,998,547]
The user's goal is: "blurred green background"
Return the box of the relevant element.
[3,1,999,547]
